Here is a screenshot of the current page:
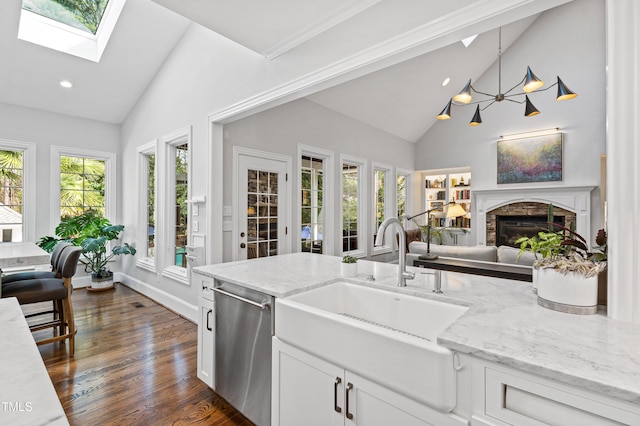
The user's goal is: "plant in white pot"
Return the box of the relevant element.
[340,255,358,277]
[38,211,136,291]
[516,223,607,315]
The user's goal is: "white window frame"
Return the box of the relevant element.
[160,127,191,285]
[372,162,393,255]
[136,140,157,272]
[396,167,413,224]
[50,146,116,231]
[297,144,334,255]
[340,154,368,259]
[0,139,36,242]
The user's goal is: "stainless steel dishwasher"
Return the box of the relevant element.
[213,281,274,426]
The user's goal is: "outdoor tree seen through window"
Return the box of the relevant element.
[0,150,24,242]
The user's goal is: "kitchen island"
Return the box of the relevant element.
[194,252,640,424]
[0,297,68,426]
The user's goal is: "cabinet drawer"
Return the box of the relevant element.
[484,366,639,426]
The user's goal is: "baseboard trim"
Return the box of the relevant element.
[107,272,198,323]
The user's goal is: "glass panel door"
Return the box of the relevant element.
[238,155,287,260]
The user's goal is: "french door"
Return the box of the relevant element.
[236,152,289,260]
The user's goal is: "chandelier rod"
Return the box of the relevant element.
[498,27,502,95]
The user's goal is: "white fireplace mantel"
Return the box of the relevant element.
[473,186,596,247]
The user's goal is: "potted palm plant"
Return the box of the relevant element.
[517,217,606,314]
[38,211,136,291]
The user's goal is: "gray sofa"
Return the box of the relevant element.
[407,241,536,267]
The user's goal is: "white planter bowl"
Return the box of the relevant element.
[89,274,115,291]
[340,262,357,277]
[535,267,598,314]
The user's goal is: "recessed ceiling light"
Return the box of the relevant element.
[60,80,73,88]
[441,78,450,87]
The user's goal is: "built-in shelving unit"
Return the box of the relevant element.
[423,168,472,230]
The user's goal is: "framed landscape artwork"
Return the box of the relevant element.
[497,133,563,184]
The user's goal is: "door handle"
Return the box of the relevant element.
[240,243,246,248]
[345,382,354,420]
[334,377,342,413]
[206,309,212,331]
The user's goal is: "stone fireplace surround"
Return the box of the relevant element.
[473,186,595,248]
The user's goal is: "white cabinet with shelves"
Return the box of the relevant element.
[194,272,214,389]
[272,338,466,426]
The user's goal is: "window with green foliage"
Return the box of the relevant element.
[372,164,392,252]
[301,155,324,254]
[22,0,110,35]
[174,143,188,268]
[397,173,407,219]
[146,153,156,259]
[342,162,359,253]
[0,150,24,242]
[59,155,105,221]
[374,169,386,233]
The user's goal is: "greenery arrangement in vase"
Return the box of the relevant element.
[38,211,136,290]
[341,255,358,277]
[516,205,607,314]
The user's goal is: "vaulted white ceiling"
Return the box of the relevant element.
[0,0,190,123]
[0,0,568,140]
[306,18,536,142]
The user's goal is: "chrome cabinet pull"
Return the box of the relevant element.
[345,382,354,420]
[334,377,342,413]
[206,309,212,331]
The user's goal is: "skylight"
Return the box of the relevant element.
[18,0,126,62]
[461,34,478,48]
[22,0,110,35]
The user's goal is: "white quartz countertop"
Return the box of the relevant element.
[193,252,640,405]
[0,297,68,425]
[0,242,50,269]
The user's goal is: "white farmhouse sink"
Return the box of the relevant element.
[275,281,468,412]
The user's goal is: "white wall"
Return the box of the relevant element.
[415,0,606,243]
[224,98,415,262]
[119,23,286,312]
[0,101,120,243]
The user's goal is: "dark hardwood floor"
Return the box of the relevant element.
[32,284,253,426]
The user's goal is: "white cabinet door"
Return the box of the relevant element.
[345,372,436,426]
[197,296,214,388]
[273,339,343,426]
[273,339,459,426]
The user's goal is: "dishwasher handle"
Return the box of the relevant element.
[212,287,271,310]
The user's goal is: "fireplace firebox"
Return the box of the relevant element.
[496,215,564,247]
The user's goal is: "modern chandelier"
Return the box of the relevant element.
[436,28,577,126]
